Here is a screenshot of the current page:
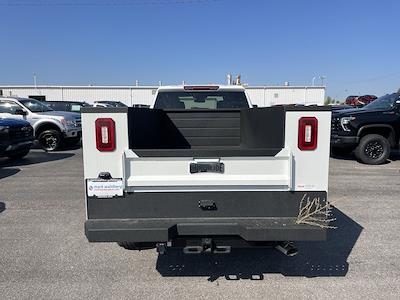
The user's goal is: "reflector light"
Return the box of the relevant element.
[101,126,109,144]
[95,118,115,152]
[298,117,318,151]
[304,125,312,143]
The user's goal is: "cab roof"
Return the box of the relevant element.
[157,85,246,92]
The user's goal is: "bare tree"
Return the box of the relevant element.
[295,193,337,229]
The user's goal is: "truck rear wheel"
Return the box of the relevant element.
[355,134,390,165]
[38,129,62,151]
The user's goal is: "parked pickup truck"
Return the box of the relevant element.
[0,97,82,151]
[44,100,91,113]
[0,118,34,159]
[331,92,400,164]
[82,85,332,256]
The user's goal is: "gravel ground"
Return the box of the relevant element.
[0,149,399,300]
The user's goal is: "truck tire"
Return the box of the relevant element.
[118,242,156,251]
[355,134,390,165]
[7,149,30,160]
[38,129,62,151]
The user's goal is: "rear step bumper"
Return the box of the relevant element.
[85,217,327,243]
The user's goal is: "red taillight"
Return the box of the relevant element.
[298,117,318,151]
[183,85,219,91]
[95,118,115,152]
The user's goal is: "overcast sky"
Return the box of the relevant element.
[0,0,399,99]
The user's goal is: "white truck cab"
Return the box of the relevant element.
[81,85,332,255]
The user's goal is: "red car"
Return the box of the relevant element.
[358,95,377,106]
[345,95,377,107]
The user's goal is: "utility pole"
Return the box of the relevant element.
[320,75,326,86]
[33,73,38,91]
[227,74,232,85]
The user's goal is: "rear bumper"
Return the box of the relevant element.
[64,128,82,138]
[85,191,328,243]
[85,217,326,242]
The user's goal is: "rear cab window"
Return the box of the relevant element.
[154,90,250,109]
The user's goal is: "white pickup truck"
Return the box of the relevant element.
[82,85,332,256]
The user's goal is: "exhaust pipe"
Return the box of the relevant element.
[275,242,298,257]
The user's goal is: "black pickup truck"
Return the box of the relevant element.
[331,92,400,164]
[0,118,34,159]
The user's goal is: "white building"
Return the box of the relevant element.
[0,85,325,107]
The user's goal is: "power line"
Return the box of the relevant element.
[0,0,220,6]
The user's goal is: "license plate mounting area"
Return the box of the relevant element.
[190,162,224,174]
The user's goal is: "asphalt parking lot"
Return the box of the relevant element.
[1,149,399,300]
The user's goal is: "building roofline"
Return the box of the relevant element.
[245,85,326,89]
[0,85,326,90]
[0,85,159,89]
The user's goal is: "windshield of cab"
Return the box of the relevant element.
[154,91,249,109]
[363,93,400,110]
[19,99,53,112]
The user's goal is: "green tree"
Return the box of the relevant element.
[325,96,343,105]
[325,96,333,105]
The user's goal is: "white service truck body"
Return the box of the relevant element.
[82,85,331,254]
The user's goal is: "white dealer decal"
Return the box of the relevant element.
[87,179,123,198]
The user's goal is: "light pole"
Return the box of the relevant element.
[320,75,326,86]
[33,73,38,91]
[312,76,316,86]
